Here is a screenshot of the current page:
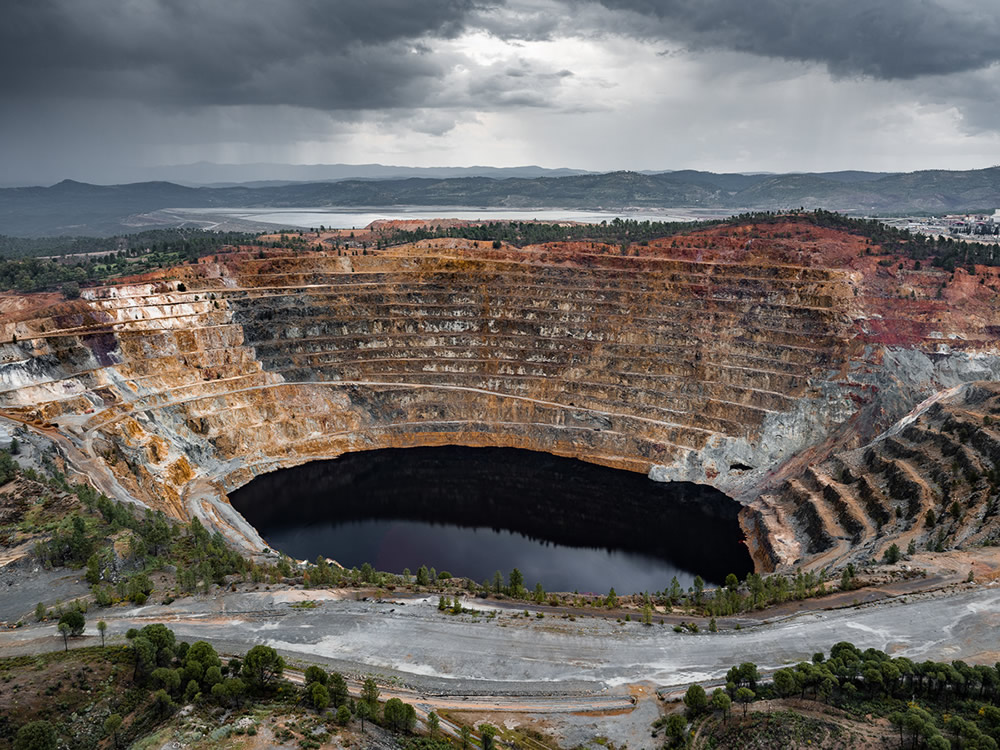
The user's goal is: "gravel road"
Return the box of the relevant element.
[3,585,998,695]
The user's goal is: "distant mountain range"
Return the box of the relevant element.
[2,167,998,237]
[0,163,599,189]
[143,162,596,186]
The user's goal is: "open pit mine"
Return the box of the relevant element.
[3,218,1000,575]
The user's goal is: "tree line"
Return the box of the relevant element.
[383,209,995,274]
[0,229,258,293]
[671,641,1000,749]
[384,216,710,248]
[0,229,260,260]
[724,208,994,272]
[2,210,990,295]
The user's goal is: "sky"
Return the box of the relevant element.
[2,0,1000,184]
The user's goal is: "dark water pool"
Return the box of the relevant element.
[229,446,753,593]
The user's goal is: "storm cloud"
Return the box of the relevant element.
[1,0,492,109]
[1,0,999,184]
[589,0,1000,79]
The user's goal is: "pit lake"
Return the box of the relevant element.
[229,446,753,594]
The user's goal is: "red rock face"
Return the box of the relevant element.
[1,219,998,570]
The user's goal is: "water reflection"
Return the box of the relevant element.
[229,447,752,593]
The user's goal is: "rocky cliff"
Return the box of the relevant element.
[3,219,999,571]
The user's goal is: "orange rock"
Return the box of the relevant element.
[3,219,999,566]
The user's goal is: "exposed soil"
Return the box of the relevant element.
[693,701,896,749]
[0,646,156,750]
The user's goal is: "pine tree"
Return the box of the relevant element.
[605,587,618,608]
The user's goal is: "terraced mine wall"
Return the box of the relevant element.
[3,222,1000,572]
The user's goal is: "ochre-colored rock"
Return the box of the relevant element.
[2,220,1000,570]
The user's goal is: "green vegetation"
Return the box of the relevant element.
[0,202,991,296]
[672,642,1000,749]
[0,645,181,749]
[240,645,283,694]
[57,610,85,637]
[479,723,498,750]
[0,453,292,611]
[696,710,845,750]
[385,209,992,273]
[0,450,18,485]
[102,714,122,748]
[683,684,709,716]
[386,215,706,247]
[3,444,879,627]
[646,567,835,619]
[0,229,258,293]
[884,542,902,564]
[13,720,58,750]
[384,697,417,733]
[1,621,430,749]
[0,229,259,261]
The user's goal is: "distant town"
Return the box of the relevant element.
[883,209,1000,243]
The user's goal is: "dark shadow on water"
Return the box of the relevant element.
[229,446,753,593]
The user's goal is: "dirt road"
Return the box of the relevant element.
[3,585,998,695]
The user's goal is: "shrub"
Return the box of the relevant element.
[126,573,153,604]
[93,585,113,607]
[683,684,708,716]
[14,720,57,750]
[304,665,328,685]
[58,610,85,637]
[241,645,284,693]
[329,672,349,707]
[336,704,351,725]
[309,682,330,712]
[883,543,901,564]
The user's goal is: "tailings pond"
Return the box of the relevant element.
[230,447,752,593]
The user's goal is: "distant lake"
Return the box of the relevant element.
[172,206,735,230]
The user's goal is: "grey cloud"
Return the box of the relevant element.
[909,65,1000,135]
[588,0,1000,79]
[3,0,1000,187]
[1,0,495,109]
[465,60,575,108]
[470,0,566,41]
[386,109,468,136]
